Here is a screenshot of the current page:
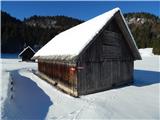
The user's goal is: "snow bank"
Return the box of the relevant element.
[139,48,154,57]
[135,56,160,72]
[135,48,160,72]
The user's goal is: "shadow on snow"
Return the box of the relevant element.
[5,69,52,119]
[134,70,160,87]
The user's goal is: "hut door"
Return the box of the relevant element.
[100,61,112,89]
[100,60,120,89]
[111,61,119,86]
[86,62,100,93]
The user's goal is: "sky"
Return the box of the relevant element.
[1,1,160,21]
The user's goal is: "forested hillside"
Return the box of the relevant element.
[124,12,160,54]
[1,11,160,54]
[1,11,83,53]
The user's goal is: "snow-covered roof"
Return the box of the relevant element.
[33,8,141,60]
[19,46,35,56]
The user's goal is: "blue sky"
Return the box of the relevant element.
[1,1,160,21]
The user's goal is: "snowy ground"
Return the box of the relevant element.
[135,48,160,72]
[0,51,160,119]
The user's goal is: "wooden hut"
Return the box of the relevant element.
[32,8,141,96]
[19,46,35,61]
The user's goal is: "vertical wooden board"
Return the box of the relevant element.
[98,62,102,88]
[82,62,87,94]
[117,61,121,82]
[86,62,91,92]
[128,61,133,81]
[126,61,131,81]
[95,38,101,61]
[120,61,125,82]
[94,63,100,90]
[121,61,131,82]
[108,61,113,88]
[77,68,81,93]
[111,61,118,86]
[126,61,130,81]
[91,63,96,90]
[98,62,103,88]
[130,62,133,80]
[77,61,87,94]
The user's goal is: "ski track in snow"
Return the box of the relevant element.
[1,56,160,119]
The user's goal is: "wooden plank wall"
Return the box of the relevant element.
[77,18,134,95]
[38,61,77,91]
[77,60,133,95]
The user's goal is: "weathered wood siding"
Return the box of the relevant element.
[38,60,77,90]
[77,18,134,95]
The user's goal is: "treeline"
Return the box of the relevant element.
[1,11,160,54]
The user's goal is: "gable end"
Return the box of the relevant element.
[77,10,141,61]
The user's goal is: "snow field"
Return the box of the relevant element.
[1,49,160,119]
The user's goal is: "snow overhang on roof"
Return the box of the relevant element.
[32,7,141,61]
